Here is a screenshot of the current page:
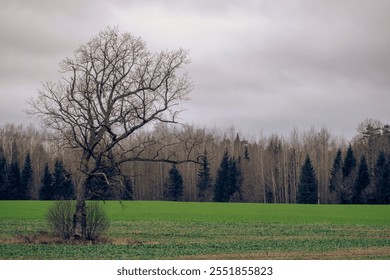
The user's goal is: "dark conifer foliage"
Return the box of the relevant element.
[213,150,242,202]
[328,149,343,203]
[342,145,357,177]
[196,151,213,201]
[8,160,21,200]
[21,153,33,200]
[86,154,118,200]
[227,157,242,201]
[382,160,390,204]
[0,147,7,199]
[374,152,390,204]
[39,164,54,200]
[297,155,318,204]
[341,145,357,203]
[165,164,184,201]
[53,159,75,200]
[214,150,231,202]
[352,155,370,204]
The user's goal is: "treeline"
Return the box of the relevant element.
[0,119,389,204]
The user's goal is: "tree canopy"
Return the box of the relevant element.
[28,27,194,239]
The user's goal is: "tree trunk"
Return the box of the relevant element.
[73,199,86,239]
[72,155,89,239]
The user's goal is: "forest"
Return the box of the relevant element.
[1,118,389,204]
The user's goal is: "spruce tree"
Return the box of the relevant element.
[297,155,318,204]
[213,150,231,202]
[374,152,390,204]
[383,160,390,204]
[39,164,54,200]
[328,149,343,203]
[352,155,370,204]
[0,147,7,200]
[196,151,212,202]
[342,145,357,177]
[227,157,242,201]
[213,150,242,202]
[341,145,357,203]
[53,159,75,200]
[21,153,33,200]
[165,164,184,201]
[8,160,22,200]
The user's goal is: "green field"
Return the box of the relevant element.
[1,201,390,259]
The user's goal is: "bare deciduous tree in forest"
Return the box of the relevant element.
[28,27,194,239]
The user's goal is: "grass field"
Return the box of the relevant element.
[0,201,390,259]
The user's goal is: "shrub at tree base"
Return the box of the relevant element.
[85,201,110,241]
[47,201,109,241]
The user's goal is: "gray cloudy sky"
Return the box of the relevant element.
[1,0,389,139]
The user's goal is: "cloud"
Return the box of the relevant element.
[0,0,389,139]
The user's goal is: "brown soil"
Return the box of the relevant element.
[178,247,390,260]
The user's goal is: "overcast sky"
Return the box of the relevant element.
[1,0,389,139]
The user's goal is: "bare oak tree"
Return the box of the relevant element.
[28,27,194,239]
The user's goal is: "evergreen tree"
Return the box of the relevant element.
[227,157,242,201]
[0,147,7,200]
[328,149,343,203]
[342,145,357,177]
[196,151,212,201]
[297,155,318,204]
[352,155,370,204]
[341,145,357,203]
[53,159,75,200]
[374,152,390,204]
[8,161,22,200]
[20,153,33,200]
[165,164,184,201]
[383,160,390,204]
[39,164,54,200]
[213,150,242,202]
[213,150,231,202]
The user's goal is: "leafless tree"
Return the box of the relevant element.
[28,27,194,239]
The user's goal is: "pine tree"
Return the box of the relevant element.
[213,150,231,202]
[352,155,370,204]
[328,149,343,203]
[21,153,33,200]
[341,145,357,203]
[297,155,318,204]
[196,151,212,202]
[39,164,54,200]
[165,164,184,201]
[374,152,390,204]
[53,159,75,200]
